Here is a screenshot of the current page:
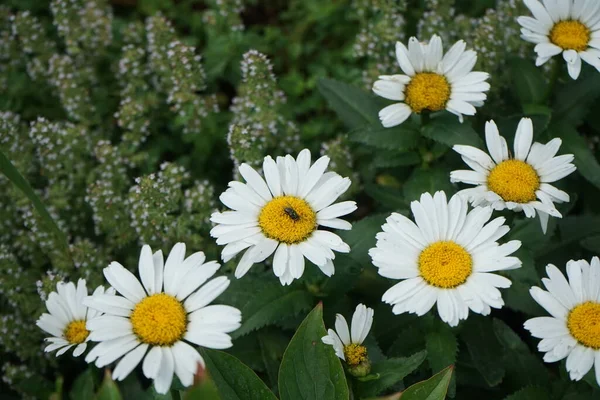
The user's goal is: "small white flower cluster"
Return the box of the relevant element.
[202,0,245,32]
[228,50,300,170]
[47,55,95,122]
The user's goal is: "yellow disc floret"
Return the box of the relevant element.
[343,343,368,366]
[258,195,317,244]
[419,241,472,289]
[567,302,600,349]
[404,73,451,113]
[130,293,187,346]
[550,20,590,52]
[487,159,540,204]
[64,320,89,344]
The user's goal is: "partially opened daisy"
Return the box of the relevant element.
[369,191,522,327]
[210,149,356,286]
[322,304,374,376]
[518,0,600,80]
[450,118,576,233]
[372,34,490,127]
[36,279,113,357]
[83,243,241,394]
[524,258,600,385]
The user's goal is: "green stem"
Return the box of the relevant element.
[545,60,561,103]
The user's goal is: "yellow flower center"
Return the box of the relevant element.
[550,20,590,52]
[419,241,472,289]
[258,195,317,244]
[130,293,187,346]
[567,302,600,349]
[487,159,540,204]
[64,320,89,344]
[404,73,451,113]
[343,343,368,366]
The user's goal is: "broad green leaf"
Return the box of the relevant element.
[460,316,505,387]
[425,326,457,397]
[70,369,95,400]
[502,386,550,400]
[355,351,427,398]
[221,276,313,338]
[349,125,421,151]
[399,365,454,400]
[581,235,600,254]
[0,149,70,256]
[556,123,600,190]
[338,214,387,266]
[182,366,221,400]
[373,151,421,169]
[317,78,382,128]
[403,167,456,202]
[425,328,457,374]
[493,319,549,389]
[508,58,547,106]
[94,370,122,400]
[554,71,600,125]
[278,303,349,400]
[201,349,276,400]
[558,215,600,251]
[421,114,482,148]
[364,183,409,212]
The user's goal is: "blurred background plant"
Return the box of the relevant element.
[1,0,600,399]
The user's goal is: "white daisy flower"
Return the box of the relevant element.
[524,257,600,385]
[321,304,374,367]
[450,118,576,234]
[83,243,241,394]
[369,191,522,327]
[372,34,490,127]
[36,279,112,358]
[518,0,600,80]
[210,149,357,286]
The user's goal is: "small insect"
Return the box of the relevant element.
[284,206,300,221]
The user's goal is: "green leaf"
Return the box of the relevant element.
[182,367,221,400]
[421,114,482,148]
[94,370,122,400]
[222,276,313,338]
[399,365,454,400]
[425,328,457,374]
[0,148,70,257]
[373,151,421,169]
[559,215,600,249]
[555,123,600,190]
[355,351,427,398]
[348,125,421,151]
[278,303,349,400]
[201,349,276,400]
[70,369,96,400]
[338,214,388,266]
[502,386,550,400]
[403,167,456,202]
[364,183,409,211]
[508,58,547,106]
[317,78,383,128]
[460,316,505,387]
[493,319,549,389]
[554,72,600,125]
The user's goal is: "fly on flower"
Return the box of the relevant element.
[372,34,490,127]
[210,149,357,286]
